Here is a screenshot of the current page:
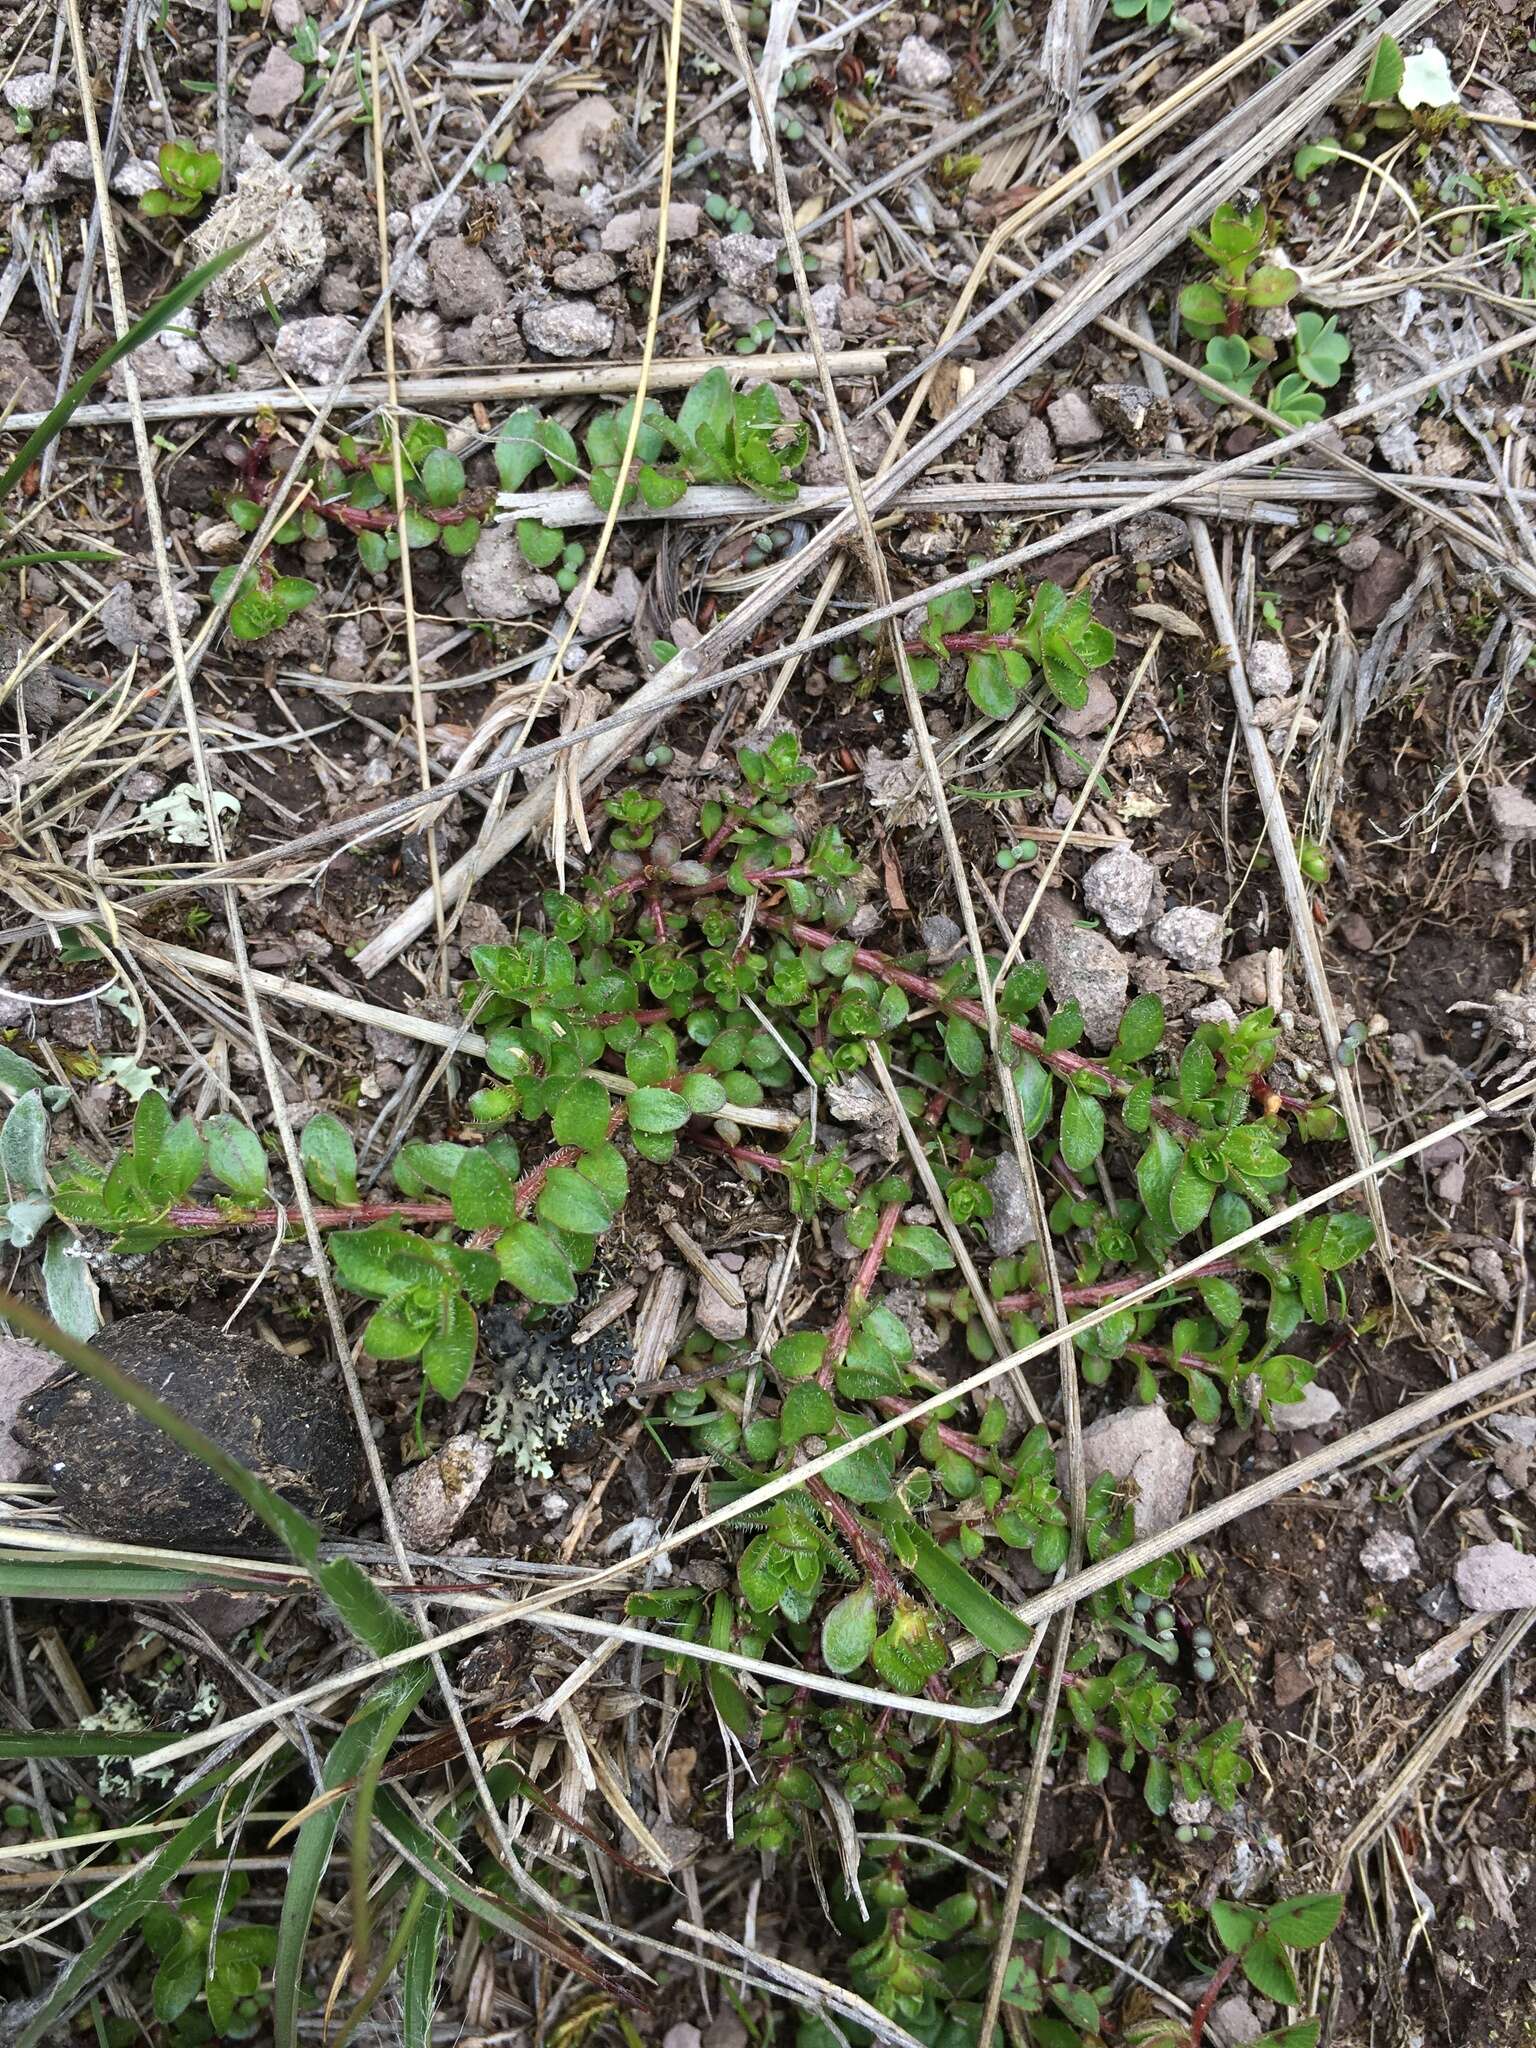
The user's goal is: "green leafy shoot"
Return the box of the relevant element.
[139,139,222,219]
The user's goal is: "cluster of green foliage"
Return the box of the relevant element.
[1177,206,1350,427]
[877,574,1118,725]
[214,367,807,644]
[501,365,808,570]
[139,140,221,220]
[141,1873,277,2042]
[51,725,1375,1941]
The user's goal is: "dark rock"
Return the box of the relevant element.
[1348,543,1412,628]
[1092,382,1169,451]
[13,1313,365,1549]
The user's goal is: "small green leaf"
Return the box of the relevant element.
[821,1583,878,1675]
[1243,1930,1301,2005]
[885,1224,955,1278]
[205,1115,268,1203]
[1266,1891,1344,1950]
[1,1092,47,1197]
[300,1113,359,1205]
[420,447,465,509]
[1178,281,1228,329]
[1059,1086,1105,1174]
[1211,1898,1263,1955]
[496,1221,577,1306]
[536,1165,616,1235]
[516,518,563,568]
[781,1382,836,1444]
[944,1015,986,1078]
[421,1295,477,1399]
[773,1331,826,1380]
[1116,992,1165,1062]
[551,1077,611,1150]
[627,1086,690,1134]
[1361,29,1404,105]
[451,1150,517,1230]
[1169,1156,1217,1236]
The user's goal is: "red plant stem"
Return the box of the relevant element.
[165,1196,456,1232]
[807,1478,905,1605]
[765,917,1199,1140]
[901,631,1027,656]
[1125,1337,1220,1377]
[1187,1952,1240,2048]
[690,1135,788,1175]
[806,1478,946,1703]
[874,1396,997,1469]
[993,1257,1245,1316]
[820,1198,903,1387]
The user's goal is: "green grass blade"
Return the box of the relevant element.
[885,1511,1033,1658]
[0,1556,258,1600]
[0,1730,181,1761]
[0,238,255,503]
[272,1669,432,2048]
[401,1882,449,2048]
[0,549,120,571]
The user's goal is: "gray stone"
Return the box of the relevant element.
[1034,903,1129,1047]
[695,1279,749,1343]
[24,140,93,203]
[1064,1405,1195,1537]
[391,1434,493,1554]
[272,314,359,383]
[186,145,326,312]
[1092,382,1169,451]
[111,155,164,200]
[1189,997,1238,1027]
[1150,905,1225,975]
[712,232,780,292]
[246,45,307,120]
[984,1153,1037,1257]
[920,912,963,958]
[1489,785,1536,842]
[521,297,615,358]
[569,564,642,639]
[895,33,954,89]
[108,331,210,401]
[520,96,621,190]
[1082,845,1157,938]
[1116,510,1189,564]
[199,316,258,366]
[4,72,54,114]
[601,201,701,254]
[1271,1382,1342,1433]
[428,235,509,319]
[808,281,845,333]
[1211,1996,1265,2046]
[461,522,563,621]
[1046,391,1104,448]
[1360,1527,1418,1583]
[1336,533,1380,571]
[393,309,445,372]
[553,251,619,292]
[0,1338,66,1484]
[1247,640,1293,699]
[1008,418,1053,481]
[1455,1540,1536,1613]
[1054,673,1117,739]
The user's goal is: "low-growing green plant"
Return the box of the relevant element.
[142,1872,278,2040]
[856,572,1116,723]
[1178,205,1298,339]
[1177,206,1350,429]
[495,366,808,511]
[209,564,318,642]
[1111,0,1174,23]
[139,140,222,219]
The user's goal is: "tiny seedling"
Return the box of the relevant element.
[1179,205,1298,339]
[866,573,1116,722]
[208,565,318,642]
[139,140,221,219]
